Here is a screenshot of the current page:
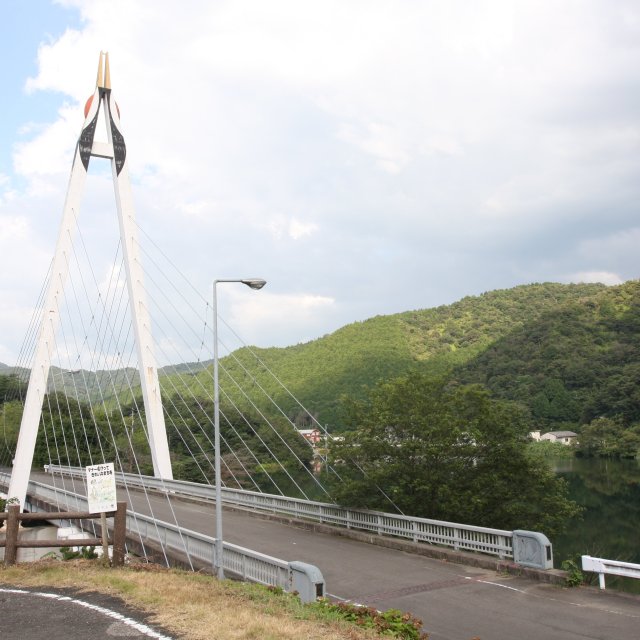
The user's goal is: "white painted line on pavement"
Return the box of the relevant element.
[463,577,524,592]
[461,576,640,619]
[0,588,174,639]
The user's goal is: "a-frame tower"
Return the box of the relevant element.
[8,52,173,508]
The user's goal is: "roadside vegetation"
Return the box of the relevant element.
[0,559,428,639]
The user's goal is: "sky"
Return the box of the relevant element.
[0,0,638,366]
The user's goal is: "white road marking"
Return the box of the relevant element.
[0,588,174,639]
[463,576,524,592]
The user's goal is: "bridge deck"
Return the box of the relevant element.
[12,472,640,640]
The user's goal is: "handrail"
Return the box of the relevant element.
[0,472,325,601]
[582,555,640,590]
[44,465,514,559]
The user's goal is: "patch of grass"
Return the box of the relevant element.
[0,560,415,639]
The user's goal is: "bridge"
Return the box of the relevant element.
[2,467,639,640]
[1,53,639,639]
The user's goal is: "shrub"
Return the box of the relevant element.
[59,546,98,561]
[561,558,584,587]
[311,599,428,639]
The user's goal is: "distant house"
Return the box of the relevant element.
[529,431,542,441]
[297,428,322,445]
[540,430,578,445]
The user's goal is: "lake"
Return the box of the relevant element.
[551,456,640,592]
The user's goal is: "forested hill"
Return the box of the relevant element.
[206,280,639,430]
[456,280,640,431]
[5,280,638,434]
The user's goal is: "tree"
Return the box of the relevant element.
[577,416,640,459]
[329,373,581,537]
[0,375,26,404]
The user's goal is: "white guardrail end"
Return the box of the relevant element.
[289,561,326,602]
[512,530,553,570]
[582,555,640,590]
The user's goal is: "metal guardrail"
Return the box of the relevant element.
[0,472,325,602]
[46,465,515,559]
[582,555,640,590]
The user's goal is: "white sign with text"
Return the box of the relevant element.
[85,463,117,513]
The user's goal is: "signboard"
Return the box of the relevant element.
[86,463,117,513]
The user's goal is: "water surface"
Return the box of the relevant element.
[551,457,640,592]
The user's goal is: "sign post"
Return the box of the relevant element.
[86,463,117,564]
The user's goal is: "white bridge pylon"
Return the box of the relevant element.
[8,52,173,507]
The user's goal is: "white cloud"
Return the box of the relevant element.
[266,215,319,241]
[288,218,319,240]
[97,262,126,298]
[2,0,639,364]
[222,290,336,350]
[562,271,624,286]
[337,122,411,174]
[0,215,29,243]
[178,200,217,221]
[570,228,640,278]
[13,105,78,178]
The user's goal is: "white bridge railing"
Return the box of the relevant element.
[582,555,640,590]
[0,472,324,602]
[45,465,518,560]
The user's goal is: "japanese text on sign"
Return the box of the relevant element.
[86,462,117,513]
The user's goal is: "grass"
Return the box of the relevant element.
[0,559,390,639]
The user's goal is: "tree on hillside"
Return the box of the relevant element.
[329,373,581,537]
[33,393,117,468]
[576,416,640,459]
[0,374,26,404]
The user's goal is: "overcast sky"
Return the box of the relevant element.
[0,0,638,366]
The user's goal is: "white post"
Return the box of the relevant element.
[212,280,223,579]
[212,278,266,579]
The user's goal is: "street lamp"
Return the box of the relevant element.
[212,278,266,579]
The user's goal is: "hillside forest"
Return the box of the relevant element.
[204,279,640,455]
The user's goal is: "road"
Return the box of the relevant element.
[0,586,173,640]
[24,472,640,639]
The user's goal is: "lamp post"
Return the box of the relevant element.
[213,278,266,579]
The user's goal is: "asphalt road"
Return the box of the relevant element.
[0,586,174,639]
[21,473,640,639]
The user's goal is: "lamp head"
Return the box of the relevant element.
[241,279,267,290]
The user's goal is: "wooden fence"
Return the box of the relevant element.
[0,502,127,567]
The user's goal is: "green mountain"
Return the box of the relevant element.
[5,280,639,435]
[456,280,640,430]
[160,280,639,432]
